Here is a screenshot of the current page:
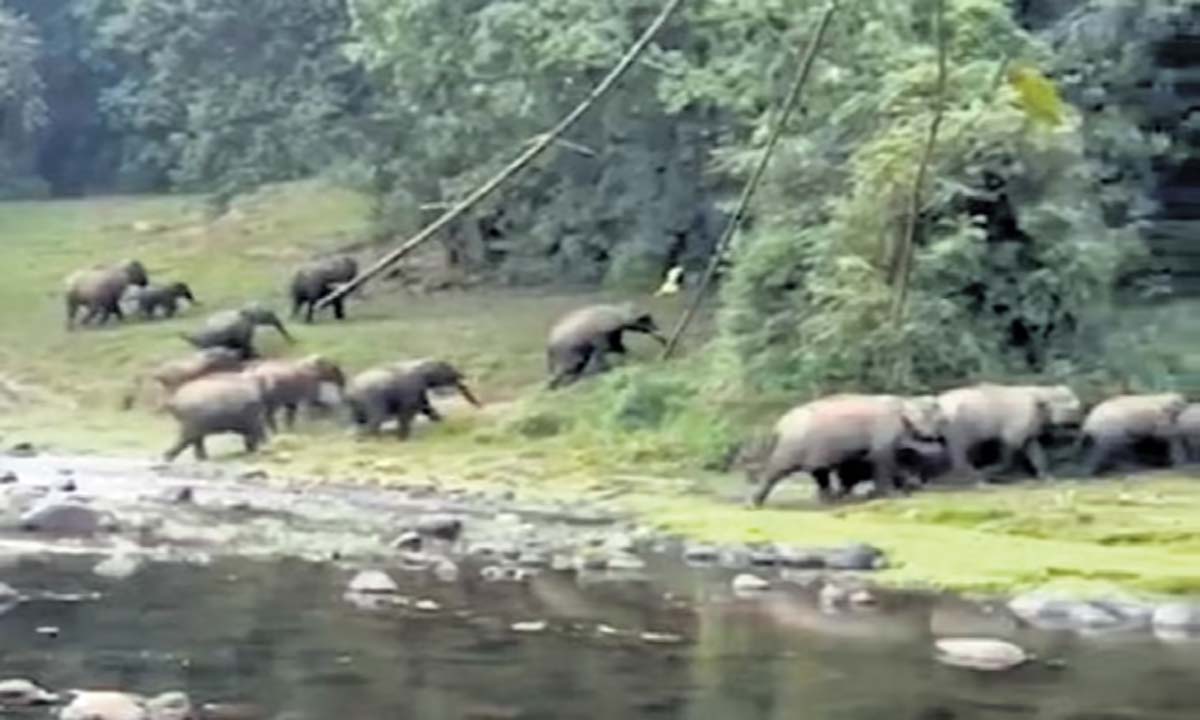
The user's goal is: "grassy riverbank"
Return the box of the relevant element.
[3,185,1200,596]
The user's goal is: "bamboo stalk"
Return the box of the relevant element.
[659,1,840,360]
[318,0,686,309]
[889,0,949,320]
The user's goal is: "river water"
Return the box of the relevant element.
[2,553,1200,720]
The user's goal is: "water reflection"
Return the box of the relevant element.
[0,555,1197,719]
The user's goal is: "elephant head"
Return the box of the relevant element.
[121,260,150,287]
[240,304,294,344]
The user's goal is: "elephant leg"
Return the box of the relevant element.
[165,301,178,319]
[332,297,346,321]
[304,297,316,324]
[283,404,298,430]
[587,349,612,375]
[66,297,80,329]
[605,331,628,355]
[163,433,193,463]
[242,427,262,454]
[749,459,801,508]
[421,395,442,422]
[945,431,982,484]
[192,437,209,461]
[1022,439,1050,480]
[813,467,840,500]
[1082,434,1115,476]
[871,453,898,497]
[548,347,591,389]
[395,411,413,440]
[109,300,125,323]
[1168,436,1187,467]
[262,406,279,435]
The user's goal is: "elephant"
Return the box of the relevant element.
[182,304,294,359]
[64,259,149,329]
[1079,393,1188,475]
[162,373,269,462]
[123,348,245,410]
[290,255,358,323]
[546,303,666,389]
[242,354,346,431]
[345,359,481,439]
[935,383,1083,482]
[127,281,197,319]
[748,393,947,508]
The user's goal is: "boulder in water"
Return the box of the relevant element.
[145,692,193,720]
[1153,603,1200,634]
[347,570,399,594]
[0,678,58,706]
[59,691,148,720]
[934,637,1030,672]
[20,501,115,536]
[731,574,771,594]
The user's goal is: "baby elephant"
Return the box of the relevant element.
[128,281,198,320]
[290,255,358,323]
[124,348,245,410]
[242,355,346,432]
[937,383,1083,482]
[162,373,269,462]
[182,304,294,359]
[748,393,946,508]
[345,359,481,439]
[546,303,666,389]
[65,259,149,329]
[1079,393,1188,475]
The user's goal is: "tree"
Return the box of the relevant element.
[0,6,47,196]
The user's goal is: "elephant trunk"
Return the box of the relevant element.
[268,317,295,344]
[455,380,482,408]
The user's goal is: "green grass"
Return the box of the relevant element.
[4,182,1200,596]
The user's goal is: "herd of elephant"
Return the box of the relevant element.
[60,256,1200,507]
[748,387,1200,507]
[62,255,669,463]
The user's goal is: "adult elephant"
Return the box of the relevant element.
[162,373,270,462]
[345,359,481,440]
[242,354,346,432]
[546,303,666,389]
[182,304,294,359]
[64,259,149,329]
[748,393,947,507]
[1079,393,1188,475]
[935,383,1083,482]
[290,255,358,323]
[123,348,245,410]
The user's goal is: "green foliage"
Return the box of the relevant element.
[0,7,47,196]
[671,0,1160,395]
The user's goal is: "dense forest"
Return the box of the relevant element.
[1,0,1197,395]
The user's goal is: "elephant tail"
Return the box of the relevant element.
[121,374,148,411]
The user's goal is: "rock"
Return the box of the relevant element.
[934,637,1030,672]
[8,442,37,458]
[36,626,60,638]
[237,469,268,482]
[172,487,194,504]
[480,565,507,582]
[468,542,499,557]
[731,574,771,594]
[818,583,850,612]
[415,514,463,541]
[0,471,17,484]
[60,691,148,720]
[823,543,886,571]
[640,631,684,645]
[516,551,549,569]
[603,533,637,554]
[414,599,441,612]
[0,582,17,604]
[748,548,779,567]
[58,479,77,493]
[433,559,460,582]
[682,544,719,564]
[391,530,422,551]
[1153,603,1200,632]
[347,570,399,594]
[1008,592,1075,629]
[778,548,827,569]
[20,502,114,536]
[719,547,750,569]
[93,554,144,581]
[511,620,547,634]
[606,553,646,572]
[574,554,608,572]
[146,692,193,720]
[849,588,878,607]
[198,702,264,720]
[0,678,58,706]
